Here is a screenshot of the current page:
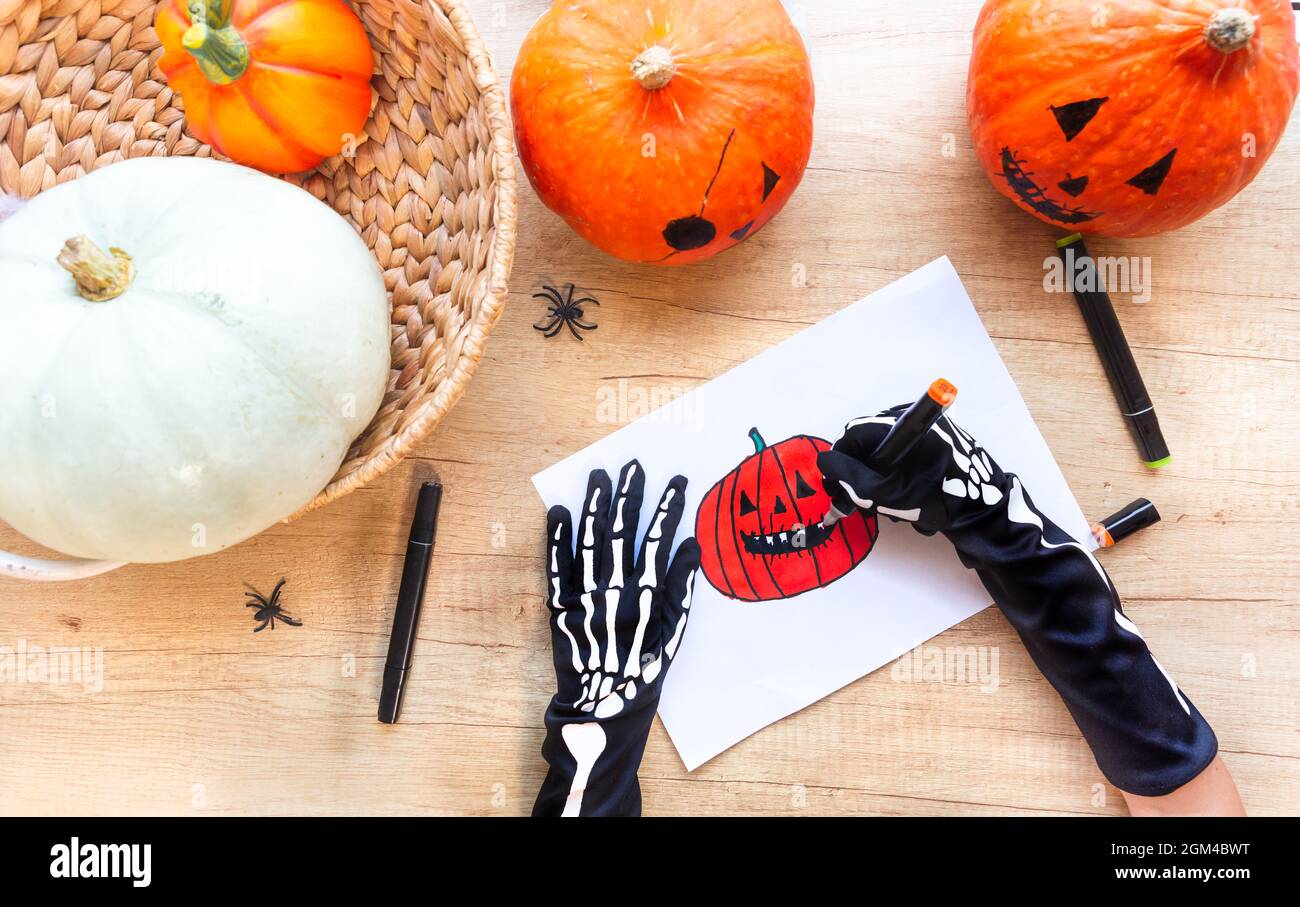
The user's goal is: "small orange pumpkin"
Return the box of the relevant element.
[156,0,374,174]
[967,0,1299,236]
[511,0,815,265]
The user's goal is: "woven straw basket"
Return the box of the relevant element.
[0,0,517,520]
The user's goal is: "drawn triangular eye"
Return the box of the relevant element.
[1126,149,1177,195]
[773,497,788,515]
[739,491,757,516]
[795,474,817,498]
[1050,97,1108,141]
[762,162,781,201]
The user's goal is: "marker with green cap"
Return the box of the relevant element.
[1056,233,1171,469]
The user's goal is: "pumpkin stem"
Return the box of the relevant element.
[631,45,676,90]
[1204,8,1256,54]
[58,235,135,302]
[748,428,767,453]
[182,0,250,84]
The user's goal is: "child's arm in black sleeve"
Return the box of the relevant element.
[819,408,1217,797]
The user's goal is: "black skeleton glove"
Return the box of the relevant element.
[818,406,1218,797]
[818,404,1012,537]
[534,461,701,817]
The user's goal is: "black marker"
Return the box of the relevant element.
[378,482,442,724]
[1056,233,1171,469]
[822,378,958,528]
[1092,498,1160,549]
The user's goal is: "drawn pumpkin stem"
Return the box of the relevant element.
[748,428,767,454]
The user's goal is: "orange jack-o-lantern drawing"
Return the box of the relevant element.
[967,0,1299,237]
[695,428,878,603]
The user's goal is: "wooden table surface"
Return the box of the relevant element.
[2,0,1298,817]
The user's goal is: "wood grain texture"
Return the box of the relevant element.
[1,0,1297,816]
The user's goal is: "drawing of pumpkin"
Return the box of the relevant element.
[966,0,1300,236]
[695,429,878,602]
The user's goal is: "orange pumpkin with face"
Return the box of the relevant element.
[967,0,1299,236]
[510,0,815,265]
[696,429,878,603]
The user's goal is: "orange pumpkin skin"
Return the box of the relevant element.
[155,0,374,175]
[967,0,1299,237]
[510,0,815,265]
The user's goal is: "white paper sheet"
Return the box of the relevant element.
[532,258,1092,770]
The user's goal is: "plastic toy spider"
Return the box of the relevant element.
[244,579,302,633]
[533,284,599,341]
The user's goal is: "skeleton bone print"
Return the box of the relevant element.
[832,410,1006,527]
[533,406,1220,809]
[554,465,692,718]
[534,461,700,817]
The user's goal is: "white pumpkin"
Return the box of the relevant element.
[0,158,391,563]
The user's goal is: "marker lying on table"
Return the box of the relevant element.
[820,378,958,531]
[378,481,442,724]
[1092,498,1161,549]
[1056,233,1171,469]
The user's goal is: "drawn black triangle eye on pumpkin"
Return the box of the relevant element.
[795,473,817,498]
[1050,97,1108,141]
[1126,149,1177,195]
[762,162,781,201]
[772,497,788,515]
[739,490,757,516]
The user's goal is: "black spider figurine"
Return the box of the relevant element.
[533,284,599,341]
[243,579,302,633]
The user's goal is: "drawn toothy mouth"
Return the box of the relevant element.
[998,147,1099,225]
[742,522,834,556]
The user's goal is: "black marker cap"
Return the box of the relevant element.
[1092,498,1161,549]
[378,666,408,725]
[410,482,443,544]
[1130,410,1171,469]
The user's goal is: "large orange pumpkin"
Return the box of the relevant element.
[510,0,815,265]
[967,0,1299,236]
[155,0,374,174]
